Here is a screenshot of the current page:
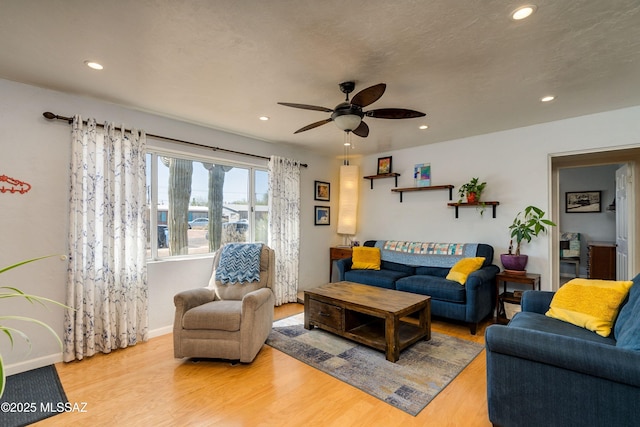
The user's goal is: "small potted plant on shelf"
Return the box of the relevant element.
[501,205,556,274]
[458,177,486,204]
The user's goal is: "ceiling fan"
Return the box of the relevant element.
[278,82,426,138]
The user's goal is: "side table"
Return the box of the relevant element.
[495,272,541,324]
[329,247,353,281]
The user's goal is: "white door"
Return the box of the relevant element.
[615,164,631,280]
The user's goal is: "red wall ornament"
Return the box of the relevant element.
[0,174,32,194]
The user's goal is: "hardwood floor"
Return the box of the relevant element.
[37,304,493,426]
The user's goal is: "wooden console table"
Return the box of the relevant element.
[329,247,353,281]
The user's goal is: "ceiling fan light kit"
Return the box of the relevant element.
[278,81,425,139]
[331,85,364,132]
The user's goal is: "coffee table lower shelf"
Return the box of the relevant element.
[342,318,429,354]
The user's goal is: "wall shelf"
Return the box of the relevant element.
[390,184,454,202]
[363,173,400,189]
[447,201,500,218]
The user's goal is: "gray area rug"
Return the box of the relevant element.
[266,313,483,416]
[0,365,68,426]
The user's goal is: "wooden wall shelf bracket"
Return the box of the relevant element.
[363,173,400,189]
[447,201,500,218]
[390,184,454,202]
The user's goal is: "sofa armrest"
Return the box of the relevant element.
[335,257,353,281]
[466,265,500,290]
[486,324,640,388]
[521,290,554,314]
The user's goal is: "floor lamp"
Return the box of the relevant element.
[337,137,359,245]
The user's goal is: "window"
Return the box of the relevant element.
[146,151,268,259]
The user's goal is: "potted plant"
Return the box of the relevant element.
[458,177,486,204]
[501,205,556,274]
[0,255,66,398]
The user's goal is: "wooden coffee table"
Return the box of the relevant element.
[304,281,431,362]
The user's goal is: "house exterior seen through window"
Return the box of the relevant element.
[146,152,268,259]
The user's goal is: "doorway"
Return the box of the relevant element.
[550,147,640,290]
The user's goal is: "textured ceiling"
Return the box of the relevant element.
[1,0,639,157]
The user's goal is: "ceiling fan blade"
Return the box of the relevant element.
[294,118,333,134]
[365,108,426,119]
[350,83,386,107]
[278,102,333,113]
[352,121,369,138]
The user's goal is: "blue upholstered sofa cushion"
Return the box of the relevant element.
[415,266,449,277]
[510,311,616,346]
[396,275,466,303]
[614,280,640,350]
[344,268,411,289]
[380,260,415,274]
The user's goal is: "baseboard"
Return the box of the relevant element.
[5,326,172,376]
[149,325,172,338]
[5,353,63,377]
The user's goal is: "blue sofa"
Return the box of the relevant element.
[336,240,499,334]
[485,274,640,427]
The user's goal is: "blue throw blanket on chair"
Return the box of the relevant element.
[215,243,263,284]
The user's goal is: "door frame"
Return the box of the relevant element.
[549,147,639,290]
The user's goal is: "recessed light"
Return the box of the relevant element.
[344,142,351,146]
[541,95,555,102]
[259,116,269,121]
[419,125,429,130]
[84,60,103,70]
[511,5,537,20]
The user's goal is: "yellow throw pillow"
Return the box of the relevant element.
[351,247,381,270]
[546,278,633,337]
[446,257,485,285]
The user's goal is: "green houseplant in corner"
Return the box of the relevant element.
[0,255,67,398]
[501,205,556,274]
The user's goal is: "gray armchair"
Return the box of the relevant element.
[173,244,275,363]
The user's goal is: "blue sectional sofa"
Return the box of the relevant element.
[485,274,640,427]
[335,240,499,334]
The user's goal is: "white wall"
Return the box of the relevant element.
[355,106,640,290]
[0,79,341,374]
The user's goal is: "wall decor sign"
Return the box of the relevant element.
[414,163,431,187]
[377,156,392,174]
[0,174,31,194]
[566,191,601,213]
[314,181,330,201]
[314,206,330,225]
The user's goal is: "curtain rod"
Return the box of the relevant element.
[42,112,308,168]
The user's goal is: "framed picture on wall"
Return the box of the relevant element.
[314,206,330,225]
[414,163,431,187]
[566,191,601,213]
[377,156,392,174]
[314,181,330,201]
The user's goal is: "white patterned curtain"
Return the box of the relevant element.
[64,116,148,362]
[268,156,301,306]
